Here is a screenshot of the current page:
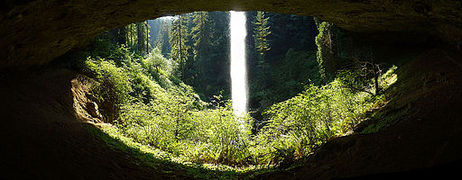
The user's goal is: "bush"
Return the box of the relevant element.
[84,57,132,105]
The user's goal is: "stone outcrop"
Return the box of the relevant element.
[1,0,461,68]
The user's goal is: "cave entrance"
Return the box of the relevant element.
[3,0,462,179]
[66,10,398,176]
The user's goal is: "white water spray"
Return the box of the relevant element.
[230,11,248,117]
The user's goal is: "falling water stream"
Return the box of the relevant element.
[230,11,248,117]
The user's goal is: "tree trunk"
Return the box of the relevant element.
[137,23,145,56]
[145,22,149,54]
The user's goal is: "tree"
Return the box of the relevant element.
[145,22,150,55]
[338,56,383,95]
[253,11,271,60]
[315,20,337,81]
[127,23,136,47]
[187,11,230,100]
[137,22,147,56]
[184,12,216,90]
[169,15,191,79]
[155,20,172,57]
[191,11,213,61]
[252,11,272,107]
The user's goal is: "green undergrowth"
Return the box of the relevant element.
[82,47,256,166]
[252,65,398,162]
[78,38,400,173]
[84,123,277,179]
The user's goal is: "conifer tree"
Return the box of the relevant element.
[191,11,213,61]
[137,22,146,56]
[253,11,272,93]
[169,15,190,78]
[155,20,172,57]
[253,11,271,60]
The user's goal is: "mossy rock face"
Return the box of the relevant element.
[1,0,462,68]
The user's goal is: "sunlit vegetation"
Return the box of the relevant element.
[82,44,255,166]
[70,11,398,173]
[253,66,397,165]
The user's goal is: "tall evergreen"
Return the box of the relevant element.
[155,20,172,57]
[145,22,150,55]
[191,12,213,61]
[253,11,271,60]
[252,11,272,99]
[128,23,136,47]
[137,22,146,56]
[169,15,191,79]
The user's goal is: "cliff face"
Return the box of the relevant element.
[1,0,461,68]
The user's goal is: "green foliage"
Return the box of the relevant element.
[141,48,173,76]
[166,11,231,100]
[247,13,320,115]
[84,123,251,179]
[153,20,173,57]
[315,21,335,81]
[118,98,253,165]
[82,40,253,166]
[136,22,150,56]
[84,57,132,105]
[252,66,397,164]
[191,11,213,61]
[78,12,399,171]
[253,11,272,58]
[268,49,321,103]
[170,15,191,78]
[187,102,253,165]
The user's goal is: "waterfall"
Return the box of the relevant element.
[230,11,248,117]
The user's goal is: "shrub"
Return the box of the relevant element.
[84,57,132,105]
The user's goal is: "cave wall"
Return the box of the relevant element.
[1,0,461,68]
